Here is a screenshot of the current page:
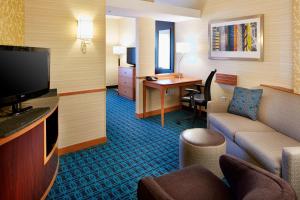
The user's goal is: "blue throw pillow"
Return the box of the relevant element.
[228,87,263,120]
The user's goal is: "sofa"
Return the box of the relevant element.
[207,86,300,197]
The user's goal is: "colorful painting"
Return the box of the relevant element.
[209,15,264,61]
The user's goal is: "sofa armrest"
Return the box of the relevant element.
[207,100,230,113]
[282,147,300,197]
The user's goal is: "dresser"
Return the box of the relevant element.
[118,66,136,100]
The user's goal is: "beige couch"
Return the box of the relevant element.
[207,86,300,197]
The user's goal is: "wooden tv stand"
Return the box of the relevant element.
[0,91,59,200]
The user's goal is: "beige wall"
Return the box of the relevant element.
[24,0,106,148]
[119,17,136,65]
[106,17,136,86]
[135,17,179,114]
[176,0,293,100]
[293,0,300,93]
[106,18,120,86]
[0,0,24,45]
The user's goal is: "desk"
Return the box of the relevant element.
[143,77,202,127]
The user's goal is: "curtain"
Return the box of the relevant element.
[294,0,300,94]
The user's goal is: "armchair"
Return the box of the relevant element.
[137,155,297,200]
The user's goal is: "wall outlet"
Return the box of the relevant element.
[220,96,228,102]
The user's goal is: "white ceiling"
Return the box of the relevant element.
[154,0,206,10]
[106,0,202,22]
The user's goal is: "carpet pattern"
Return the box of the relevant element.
[47,89,206,200]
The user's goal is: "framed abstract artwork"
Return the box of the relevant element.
[209,15,264,61]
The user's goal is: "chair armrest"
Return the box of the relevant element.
[282,147,300,197]
[137,177,175,200]
[184,88,201,94]
[207,100,230,113]
[195,84,205,87]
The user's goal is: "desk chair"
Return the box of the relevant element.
[177,69,217,125]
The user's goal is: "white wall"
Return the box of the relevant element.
[106,17,136,86]
[176,0,293,101]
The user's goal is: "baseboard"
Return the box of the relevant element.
[136,105,181,119]
[106,85,118,89]
[58,137,107,155]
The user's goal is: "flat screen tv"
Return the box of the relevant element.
[127,47,136,66]
[0,45,50,113]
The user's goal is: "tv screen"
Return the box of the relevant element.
[127,47,136,66]
[0,45,50,108]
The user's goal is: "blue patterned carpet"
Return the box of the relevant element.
[47,89,206,200]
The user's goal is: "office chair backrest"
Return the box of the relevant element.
[204,69,217,101]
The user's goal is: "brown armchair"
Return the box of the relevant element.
[137,155,296,200]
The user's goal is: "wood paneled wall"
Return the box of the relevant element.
[0,0,24,45]
[24,0,106,148]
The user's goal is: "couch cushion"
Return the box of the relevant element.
[208,113,274,140]
[228,87,263,120]
[258,86,300,142]
[235,131,300,175]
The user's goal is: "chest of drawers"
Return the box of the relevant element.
[118,66,136,100]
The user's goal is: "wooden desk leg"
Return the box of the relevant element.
[160,88,165,127]
[179,86,182,109]
[143,84,146,118]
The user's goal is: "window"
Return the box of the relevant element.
[155,21,175,74]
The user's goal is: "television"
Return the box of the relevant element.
[0,45,50,114]
[127,47,136,66]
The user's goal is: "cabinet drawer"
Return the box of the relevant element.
[119,67,134,78]
[118,85,134,99]
[118,77,134,88]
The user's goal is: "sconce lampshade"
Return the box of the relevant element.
[77,18,93,41]
[113,45,126,55]
[176,42,191,54]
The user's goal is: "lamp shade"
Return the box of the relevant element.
[77,18,93,40]
[113,46,126,55]
[176,42,191,54]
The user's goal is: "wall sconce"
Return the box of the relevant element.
[77,17,93,54]
[113,45,126,66]
[176,42,191,78]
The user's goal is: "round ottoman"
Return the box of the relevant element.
[179,128,226,177]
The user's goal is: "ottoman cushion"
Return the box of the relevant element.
[181,128,225,146]
[179,128,226,177]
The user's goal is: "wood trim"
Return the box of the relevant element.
[136,105,181,119]
[215,73,238,86]
[43,121,47,164]
[0,105,59,146]
[136,73,181,80]
[41,160,59,200]
[260,84,298,95]
[58,137,107,155]
[59,88,106,97]
[44,142,58,165]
